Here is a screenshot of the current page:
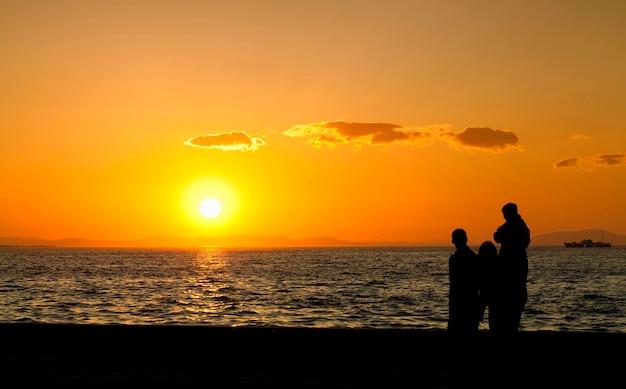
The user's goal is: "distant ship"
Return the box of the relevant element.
[564,237,612,248]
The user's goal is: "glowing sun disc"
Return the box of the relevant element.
[199,198,222,218]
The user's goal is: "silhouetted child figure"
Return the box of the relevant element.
[492,202,530,333]
[447,228,482,334]
[477,240,498,330]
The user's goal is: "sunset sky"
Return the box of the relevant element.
[2,1,625,245]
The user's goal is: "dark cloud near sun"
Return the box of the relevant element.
[186,122,522,154]
[283,121,522,153]
[553,153,625,171]
[185,131,265,151]
[438,127,522,153]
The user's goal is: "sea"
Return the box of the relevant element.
[1,246,624,333]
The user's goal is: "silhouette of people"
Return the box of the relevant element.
[477,240,498,330]
[492,202,530,333]
[447,228,482,334]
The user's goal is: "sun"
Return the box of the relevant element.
[181,176,239,226]
[199,198,222,218]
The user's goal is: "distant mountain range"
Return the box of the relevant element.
[1,230,625,248]
[0,235,417,248]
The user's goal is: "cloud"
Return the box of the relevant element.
[553,153,625,171]
[282,121,435,149]
[438,127,523,153]
[553,157,581,169]
[571,133,592,141]
[184,131,265,151]
[283,121,522,153]
[594,153,626,166]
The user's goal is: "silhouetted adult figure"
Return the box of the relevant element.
[477,240,498,330]
[492,202,530,333]
[447,228,482,334]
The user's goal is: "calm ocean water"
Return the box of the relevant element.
[1,246,624,332]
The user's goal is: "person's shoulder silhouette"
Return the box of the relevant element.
[494,203,530,252]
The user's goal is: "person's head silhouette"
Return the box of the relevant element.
[501,202,518,220]
[451,228,468,248]
[478,241,497,258]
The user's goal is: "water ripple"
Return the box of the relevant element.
[0,246,624,332]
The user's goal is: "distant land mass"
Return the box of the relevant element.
[1,230,625,248]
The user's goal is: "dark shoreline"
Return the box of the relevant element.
[2,323,623,388]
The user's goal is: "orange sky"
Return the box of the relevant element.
[2,1,625,245]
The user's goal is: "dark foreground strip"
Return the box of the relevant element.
[1,323,623,388]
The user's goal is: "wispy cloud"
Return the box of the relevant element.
[553,153,626,171]
[283,121,522,153]
[595,153,626,166]
[184,131,265,151]
[553,157,580,168]
[571,133,592,141]
[282,121,436,149]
